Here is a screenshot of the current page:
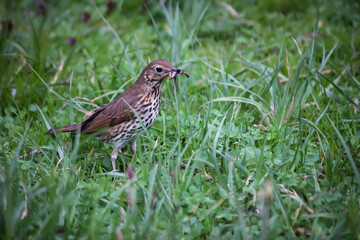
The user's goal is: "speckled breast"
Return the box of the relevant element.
[100,86,162,148]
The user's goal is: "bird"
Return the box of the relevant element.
[46,59,189,171]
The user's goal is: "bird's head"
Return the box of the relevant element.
[140,59,189,87]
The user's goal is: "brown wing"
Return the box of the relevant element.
[81,86,142,134]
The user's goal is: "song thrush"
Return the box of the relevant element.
[46,59,189,171]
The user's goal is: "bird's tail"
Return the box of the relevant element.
[45,124,80,135]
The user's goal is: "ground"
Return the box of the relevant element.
[0,0,359,239]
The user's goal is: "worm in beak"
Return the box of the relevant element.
[169,67,189,94]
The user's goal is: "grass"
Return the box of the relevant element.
[1,0,360,239]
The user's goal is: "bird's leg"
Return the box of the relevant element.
[117,139,136,158]
[110,146,120,171]
[130,139,137,154]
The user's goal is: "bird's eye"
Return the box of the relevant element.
[155,67,163,73]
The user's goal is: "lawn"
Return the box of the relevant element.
[1,0,359,239]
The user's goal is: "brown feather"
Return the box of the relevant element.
[80,85,146,134]
[45,124,79,135]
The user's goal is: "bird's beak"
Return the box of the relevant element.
[168,68,190,80]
